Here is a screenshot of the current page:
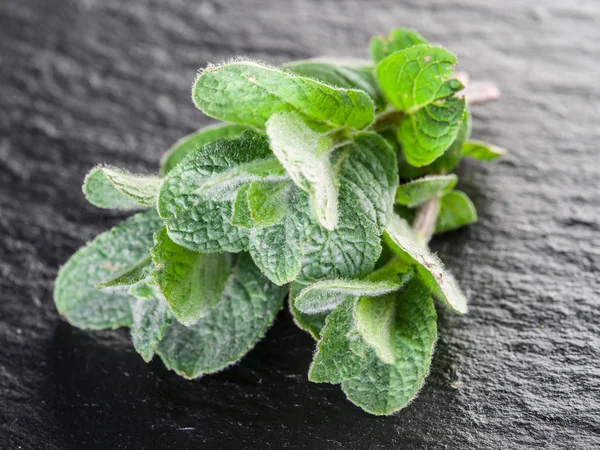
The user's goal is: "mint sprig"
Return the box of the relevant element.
[54,28,504,415]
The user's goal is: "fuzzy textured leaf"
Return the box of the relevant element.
[462,139,507,161]
[247,178,294,226]
[158,131,283,253]
[298,132,397,282]
[395,174,457,207]
[151,227,232,326]
[248,131,397,286]
[156,253,286,379]
[370,28,428,65]
[128,279,162,299]
[231,183,256,228]
[83,166,162,210]
[309,297,367,384]
[310,277,437,415]
[160,124,247,174]
[288,282,328,340]
[398,96,466,167]
[193,60,375,130]
[283,59,385,110]
[54,210,163,329]
[376,45,461,112]
[267,111,344,230]
[294,271,411,314]
[248,188,314,285]
[96,256,152,288]
[384,215,468,313]
[131,296,173,362]
[435,191,478,234]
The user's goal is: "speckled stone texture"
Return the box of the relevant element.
[1,0,599,448]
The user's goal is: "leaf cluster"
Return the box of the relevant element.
[54,28,504,414]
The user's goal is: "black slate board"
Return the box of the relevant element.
[1,0,599,448]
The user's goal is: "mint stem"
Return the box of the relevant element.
[413,194,441,245]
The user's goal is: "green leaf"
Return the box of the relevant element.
[232,178,295,229]
[54,210,163,329]
[266,111,346,230]
[462,140,507,161]
[422,107,472,173]
[248,131,397,286]
[248,188,314,285]
[288,282,328,340]
[128,279,162,299]
[131,296,173,362]
[83,166,162,210]
[397,96,466,167]
[160,123,247,175]
[395,174,457,207]
[370,28,428,65]
[294,271,412,314]
[150,227,232,326]
[309,277,437,415]
[231,183,256,228]
[156,253,286,379]
[283,59,386,110]
[297,132,397,282]
[376,45,461,112]
[309,297,367,384]
[435,190,478,234]
[383,215,468,313]
[96,256,152,288]
[247,178,293,226]
[343,278,437,415]
[193,59,375,130]
[158,131,282,253]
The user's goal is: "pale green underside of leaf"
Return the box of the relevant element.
[283,59,386,110]
[435,190,478,234]
[158,131,280,253]
[193,60,375,130]
[54,210,163,329]
[151,227,232,326]
[155,253,286,379]
[83,166,162,210]
[294,272,411,314]
[376,45,459,113]
[398,96,466,167]
[461,139,507,161]
[267,111,342,230]
[309,276,437,415]
[131,296,173,362]
[96,255,152,288]
[383,215,468,314]
[370,28,428,65]
[288,282,329,340]
[128,279,162,299]
[395,174,457,207]
[160,123,247,174]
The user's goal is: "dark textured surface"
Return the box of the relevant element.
[1,0,599,448]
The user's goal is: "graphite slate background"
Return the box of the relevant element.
[0,0,599,448]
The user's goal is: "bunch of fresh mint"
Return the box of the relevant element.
[54,28,504,415]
